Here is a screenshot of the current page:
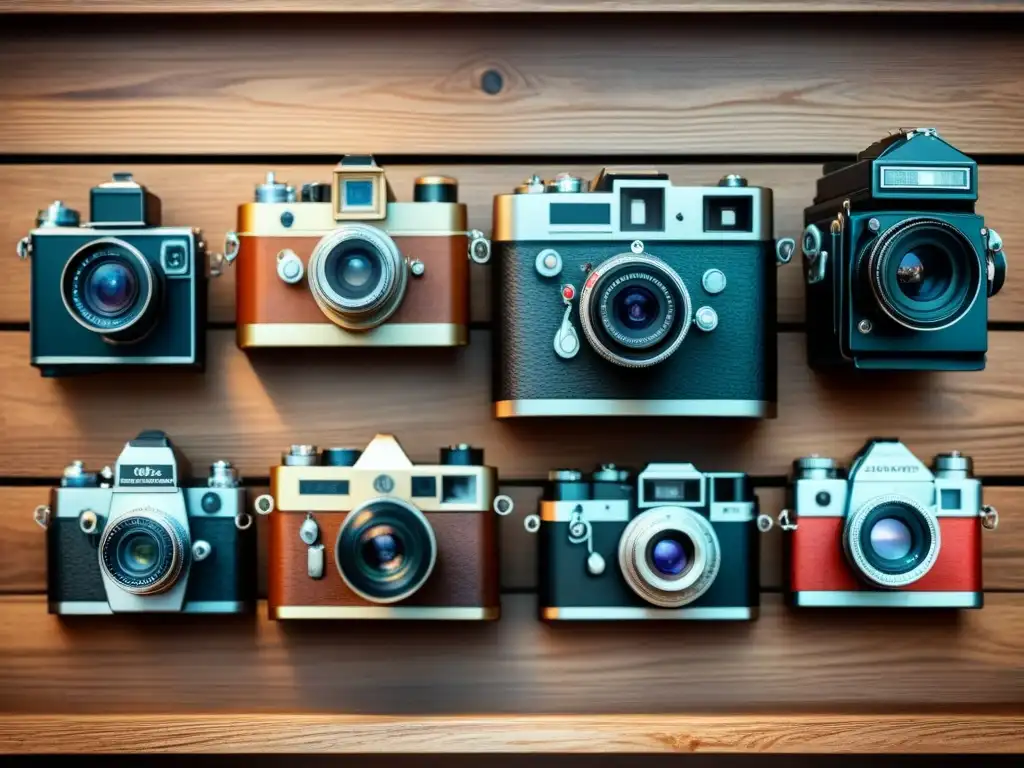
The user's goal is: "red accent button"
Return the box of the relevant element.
[561,284,576,301]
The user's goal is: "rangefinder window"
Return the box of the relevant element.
[645,478,703,504]
[704,196,753,233]
[411,476,437,498]
[713,476,750,503]
[549,203,611,226]
[299,479,351,496]
[344,179,375,209]
[442,475,477,504]
[620,187,665,232]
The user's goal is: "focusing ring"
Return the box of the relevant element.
[844,494,941,589]
[60,238,157,338]
[618,506,721,609]
[308,224,408,331]
[98,509,189,596]
[578,252,691,368]
[866,217,981,332]
[335,497,437,605]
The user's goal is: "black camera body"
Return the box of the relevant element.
[492,170,793,419]
[36,431,255,615]
[802,128,1007,371]
[19,173,208,377]
[537,463,763,620]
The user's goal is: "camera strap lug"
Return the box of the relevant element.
[983,228,1006,297]
[775,238,795,266]
[16,236,31,261]
[33,505,51,530]
[981,505,999,531]
[254,493,275,516]
[222,232,241,265]
[467,229,491,264]
[777,509,798,531]
[756,514,774,533]
[234,511,253,531]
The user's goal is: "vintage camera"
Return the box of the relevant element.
[802,128,1007,371]
[492,169,794,418]
[781,439,999,609]
[33,430,255,615]
[534,462,770,620]
[17,173,209,377]
[225,155,490,349]
[255,435,509,620]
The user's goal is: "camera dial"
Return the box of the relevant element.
[321,448,362,467]
[37,201,81,228]
[255,172,296,203]
[283,445,320,466]
[61,460,100,488]
[515,175,547,195]
[441,444,484,466]
[793,455,839,480]
[547,174,586,193]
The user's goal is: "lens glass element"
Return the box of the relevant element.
[99,514,181,595]
[327,243,384,300]
[84,260,138,316]
[868,517,914,562]
[896,245,954,303]
[649,533,694,577]
[359,525,406,576]
[116,529,161,579]
[615,285,661,331]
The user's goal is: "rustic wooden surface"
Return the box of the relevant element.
[3,164,1024,326]
[2,16,1024,155]
[1,5,1022,756]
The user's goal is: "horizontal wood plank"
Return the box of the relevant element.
[2,18,1024,155]
[5,1,1024,13]
[3,164,1023,326]
[2,713,1024,754]
[1,594,1022,714]
[4,485,1022,594]
[4,330,1024,478]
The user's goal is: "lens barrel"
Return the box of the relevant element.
[578,252,691,368]
[843,494,941,588]
[308,224,408,331]
[99,511,188,595]
[864,217,981,331]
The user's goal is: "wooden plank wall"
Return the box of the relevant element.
[1,4,1024,755]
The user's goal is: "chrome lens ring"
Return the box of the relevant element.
[844,494,941,589]
[866,217,981,332]
[618,506,721,608]
[578,252,691,368]
[308,224,408,331]
[98,508,189,596]
[335,497,438,605]
[60,237,157,337]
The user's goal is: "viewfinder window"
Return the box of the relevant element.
[940,489,962,511]
[644,478,702,504]
[299,479,350,495]
[344,179,375,209]
[713,476,749,503]
[442,476,478,504]
[704,196,753,233]
[411,476,437,498]
[620,187,664,232]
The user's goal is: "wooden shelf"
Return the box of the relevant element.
[2,1,1023,13]
[1,714,1022,753]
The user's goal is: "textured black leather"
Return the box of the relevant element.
[493,240,778,406]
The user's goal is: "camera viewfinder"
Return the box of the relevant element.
[620,187,665,232]
[704,196,753,233]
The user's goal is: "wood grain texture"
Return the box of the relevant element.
[4,485,1022,594]
[2,17,1024,155]
[4,330,1024,479]
[1,594,1023,715]
[4,164,1023,326]
[2,713,1024,754]
[5,1,1024,13]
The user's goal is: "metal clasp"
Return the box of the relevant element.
[777,509,798,531]
[981,505,999,531]
[756,514,774,533]
[33,505,51,530]
[17,236,31,261]
[254,494,275,516]
[222,232,241,265]
[775,238,795,266]
[468,230,491,264]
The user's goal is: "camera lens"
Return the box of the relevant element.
[844,495,940,588]
[865,217,980,331]
[868,517,913,561]
[618,507,720,608]
[99,512,187,595]
[579,253,691,368]
[308,224,408,331]
[648,533,694,577]
[61,238,159,341]
[336,498,437,604]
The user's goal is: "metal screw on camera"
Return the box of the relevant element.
[630,240,644,254]
[858,319,873,334]
[410,259,426,277]
[868,218,881,233]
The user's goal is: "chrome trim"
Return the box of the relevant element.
[541,606,756,621]
[50,600,249,615]
[495,399,773,418]
[238,322,467,348]
[59,237,156,336]
[33,355,196,365]
[271,605,499,620]
[541,500,631,523]
[879,166,972,191]
[792,591,981,609]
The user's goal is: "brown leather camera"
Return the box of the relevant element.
[226,155,491,348]
[255,435,512,620]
